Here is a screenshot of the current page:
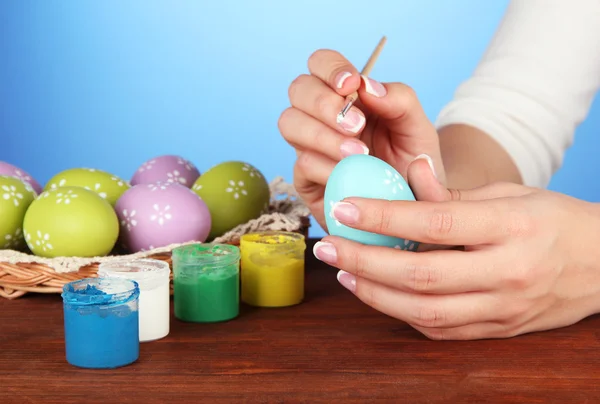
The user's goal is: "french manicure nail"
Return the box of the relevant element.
[338,109,365,133]
[337,270,357,293]
[313,241,337,264]
[340,141,369,157]
[335,71,353,89]
[332,201,359,224]
[361,75,387,97]
[413,153,437,179]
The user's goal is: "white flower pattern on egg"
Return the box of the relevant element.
[111,176,125,187]
[13,169,32,184]
[55,189,79,204]
[83,183,107,199]
[176,157,195,172]
[150,204,172,226]
[241,163,262,178]
[383,169,404,194]
[148,183,169,191]
[121,209,138,231]
[329,201,342,227]
[1,184,23,207]
[50,179,67,190]
[32,230,53,252]
[138,160,156,173]
[166,170,186,185]
[3,228,22,249]
[394,239,417,251]
[192,184,202,191]
[225,180,247,200]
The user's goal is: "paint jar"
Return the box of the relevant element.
[172,243,240,323]
[240,231,306,308]
[61,277,140,369]
[98,258,170,342]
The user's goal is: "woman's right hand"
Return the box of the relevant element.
[278,49,446,231]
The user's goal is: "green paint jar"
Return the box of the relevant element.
[172,243,240,323]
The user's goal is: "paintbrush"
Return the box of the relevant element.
[336,35,387,124]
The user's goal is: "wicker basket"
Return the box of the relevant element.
[0,178,310,300]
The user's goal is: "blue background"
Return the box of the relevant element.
[1,0,599,238]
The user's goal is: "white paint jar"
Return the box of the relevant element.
[98,258,170,342]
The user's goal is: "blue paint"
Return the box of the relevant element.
[62,278,140,369]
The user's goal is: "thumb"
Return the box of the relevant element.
[407,155,535,202]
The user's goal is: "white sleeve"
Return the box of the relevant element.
[435,0,600,188]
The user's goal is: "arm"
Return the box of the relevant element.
[435,0,600,190]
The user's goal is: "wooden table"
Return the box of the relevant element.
[1,239,599,403]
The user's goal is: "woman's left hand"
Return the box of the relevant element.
[313,166,600,340]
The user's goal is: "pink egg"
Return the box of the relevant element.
[115,182,211,253]
[0,161,42,195]
[130,155,200,188]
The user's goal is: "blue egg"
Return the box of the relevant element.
[323,154,419,251]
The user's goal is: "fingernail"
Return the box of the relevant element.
[361,75,387,97]
[332,201,359,224]
[413,153,437,179]
[337,270,356,293]
[313,241,337,264]
[340,140,369,157]
[335,71,353,89]
[338,109,365,133]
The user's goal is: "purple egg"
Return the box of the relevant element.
[130,155,200,188]
[0,161,42,195]
[115,182,211,253]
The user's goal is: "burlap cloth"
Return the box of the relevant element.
[0,177,310,274]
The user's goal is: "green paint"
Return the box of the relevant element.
[172,243,240,323]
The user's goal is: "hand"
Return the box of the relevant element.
[278,49,445,231]
[312,168,600,340]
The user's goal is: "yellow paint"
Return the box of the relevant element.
[240,231,306,307]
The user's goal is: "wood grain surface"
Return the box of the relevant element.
[1,239,599,403]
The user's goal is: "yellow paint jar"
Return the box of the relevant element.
[240,231,306,308]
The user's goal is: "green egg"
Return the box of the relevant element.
[23,186,119,258]
[0,176,36,250]
[44,167,129,206]
[192,161,270,240]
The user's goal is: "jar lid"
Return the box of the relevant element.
[98,258,170,289]
[240,231,306,254]
[62,277,139,306]
[172,243,240,267]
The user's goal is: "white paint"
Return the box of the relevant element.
[98,259,170,342]
[137,280,170,342]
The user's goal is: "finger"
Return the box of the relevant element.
[315,237,497,293]
[406,155,448,202]
[407,156,535,203]
[307,49,361,95]
[293,150,336,192]
[358,80,434,137]
[278,107,369,161]
[412,322,516,341]
[331,197,530,245]
[288,74,366,135]
[356,79,443,170]
[337,271,504,329]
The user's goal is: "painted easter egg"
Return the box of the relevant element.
[0,176,36,250]
[115,182,211,253]
[130,155,200,188]
[324,154,419,251]
[44,167,129,206]
[192,161,270,240]
[0,161,42,195]
[23,186,119,258]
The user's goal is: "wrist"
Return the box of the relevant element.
[438,124,522,189]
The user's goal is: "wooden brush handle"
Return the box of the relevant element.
[345,36,387,102]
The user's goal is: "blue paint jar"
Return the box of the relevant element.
[62,277,140,369]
